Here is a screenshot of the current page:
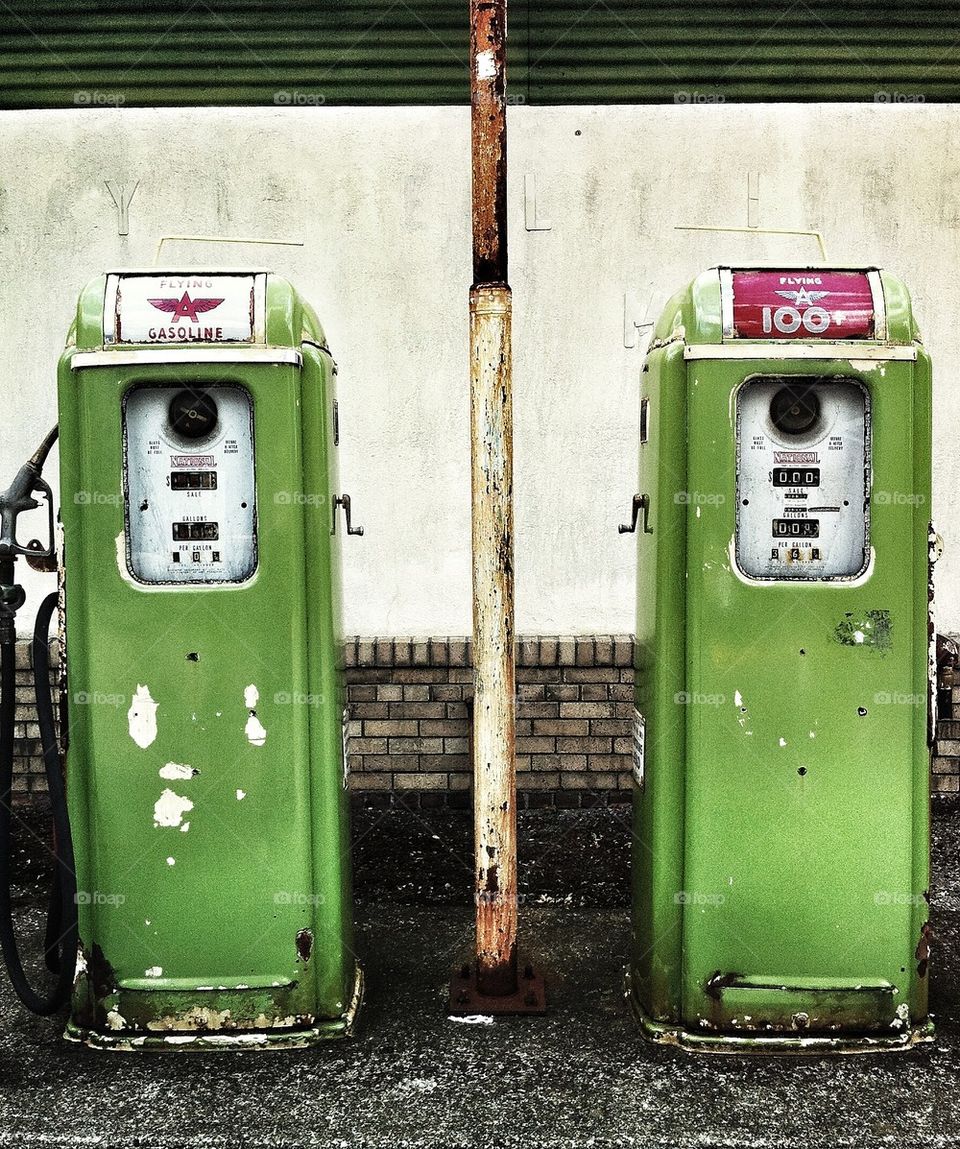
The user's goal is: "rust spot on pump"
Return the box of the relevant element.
[295,928,314,964]
[916,922,934,978]
[704,970,743,1001]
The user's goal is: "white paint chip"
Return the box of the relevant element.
[448,1013,494,1025]
[154,789,194,828]
[476,49,496,79]
[734,691,743,707]
[779,738,787,748]
[106,1009,127,1031]
[145,966,163,978]
[166,857,176,866]
[128,684,158,749]
[180,822,190,833]
[236,789,246,801]
[245,713,267,747]
[244,684,267,746]
[853,630,865,644]
[159,762,197,781]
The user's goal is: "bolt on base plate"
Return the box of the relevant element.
[448,958,546,1016]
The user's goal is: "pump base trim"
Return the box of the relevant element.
[626,975,934,1056]
[63,964,364,1052]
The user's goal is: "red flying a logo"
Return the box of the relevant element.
[148,292,225,323]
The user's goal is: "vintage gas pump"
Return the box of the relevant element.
[0,268,364,1049]
[623,267,934,1052]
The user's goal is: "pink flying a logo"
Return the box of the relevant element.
[148,292,225,323]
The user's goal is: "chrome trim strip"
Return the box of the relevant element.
[867,269,887,341]
[102,274,120,344]
[252,273,267,344]
[684,343,916,362]
[718,267,735,338]
[71,348,301,369]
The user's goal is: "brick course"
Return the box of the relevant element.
[343,636,634,807]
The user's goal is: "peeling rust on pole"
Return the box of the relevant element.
[471,0,508,287]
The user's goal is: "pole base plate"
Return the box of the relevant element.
[447,959,546,1016]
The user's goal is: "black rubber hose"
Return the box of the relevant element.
[0,592,76,1013]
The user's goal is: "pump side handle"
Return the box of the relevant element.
[332,493,365,537]
[619,493,653,535]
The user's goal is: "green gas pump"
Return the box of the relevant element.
[624,267,934,1053]
[33,269,363,1049]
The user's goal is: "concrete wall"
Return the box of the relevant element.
[1,104,957,636]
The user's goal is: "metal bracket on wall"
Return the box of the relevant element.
[524,174,552,232]
[747,171,761,229]
[104,180,139,236]
[624,292,654,349]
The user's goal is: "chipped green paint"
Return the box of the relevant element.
[835,609,893,652]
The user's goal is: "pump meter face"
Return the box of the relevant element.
[735,377,870,581]
[122,383,257,584]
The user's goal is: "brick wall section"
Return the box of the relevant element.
[11,640,58,803]
[932,669,960,794]
[344,637,635,807]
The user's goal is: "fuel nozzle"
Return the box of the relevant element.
[0,426,59,636]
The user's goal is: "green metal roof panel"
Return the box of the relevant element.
[1,1,958,107]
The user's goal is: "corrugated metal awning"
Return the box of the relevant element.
[1,1,958,108]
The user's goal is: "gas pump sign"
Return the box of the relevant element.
[724,270,882,341]
[104,272,266,345]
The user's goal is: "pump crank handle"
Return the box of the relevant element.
[619,493,653,535]
[332,493,365,537]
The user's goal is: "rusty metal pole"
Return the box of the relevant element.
[450,0,544,1014]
